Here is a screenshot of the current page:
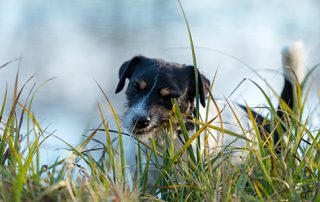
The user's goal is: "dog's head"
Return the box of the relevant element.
[115,55,210,138]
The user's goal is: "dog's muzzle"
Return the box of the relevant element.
[122,100,160,137]
[134,114,151,130]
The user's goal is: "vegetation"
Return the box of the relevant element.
[1,3,319,201]
[0,55,319,201]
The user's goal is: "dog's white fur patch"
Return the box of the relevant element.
[282,41,306,84]
[122,97,148,131]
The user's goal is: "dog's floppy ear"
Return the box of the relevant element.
[185,65,210,107]
[115,55,145,93]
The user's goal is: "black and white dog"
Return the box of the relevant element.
[115,42,305,182]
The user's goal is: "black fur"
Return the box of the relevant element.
[275,78,295,144]
[115,55,146,94]
[115,56,209,108]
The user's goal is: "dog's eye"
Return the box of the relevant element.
[160,88,180,99]
[132,82,140,90]
[132,80,147,91]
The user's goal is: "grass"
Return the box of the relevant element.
[1,3,320,201]
[0,56,319,202]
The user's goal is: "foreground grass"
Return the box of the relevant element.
[0,57,319,202]
[1,6,319,199]
[1,2,319,201]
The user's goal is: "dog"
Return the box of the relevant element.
[115,41,305,186]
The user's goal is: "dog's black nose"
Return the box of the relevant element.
[134,115,151,129]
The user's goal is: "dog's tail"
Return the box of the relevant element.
[281,41,306,85]
[275,41,306,143]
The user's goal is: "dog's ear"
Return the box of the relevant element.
[185,65,210,107]
[115,56,145,93]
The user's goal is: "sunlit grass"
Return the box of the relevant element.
[1,2,320,200]
[1,57,319,201]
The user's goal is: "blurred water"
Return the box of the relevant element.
[0,0,319,163]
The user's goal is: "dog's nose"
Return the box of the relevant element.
[135,115,151,129]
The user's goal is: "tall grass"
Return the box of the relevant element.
[0,62,141,201]
[1,4,320,201]
[0,57,319,201]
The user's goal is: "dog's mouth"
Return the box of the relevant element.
[132,125,159,137]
